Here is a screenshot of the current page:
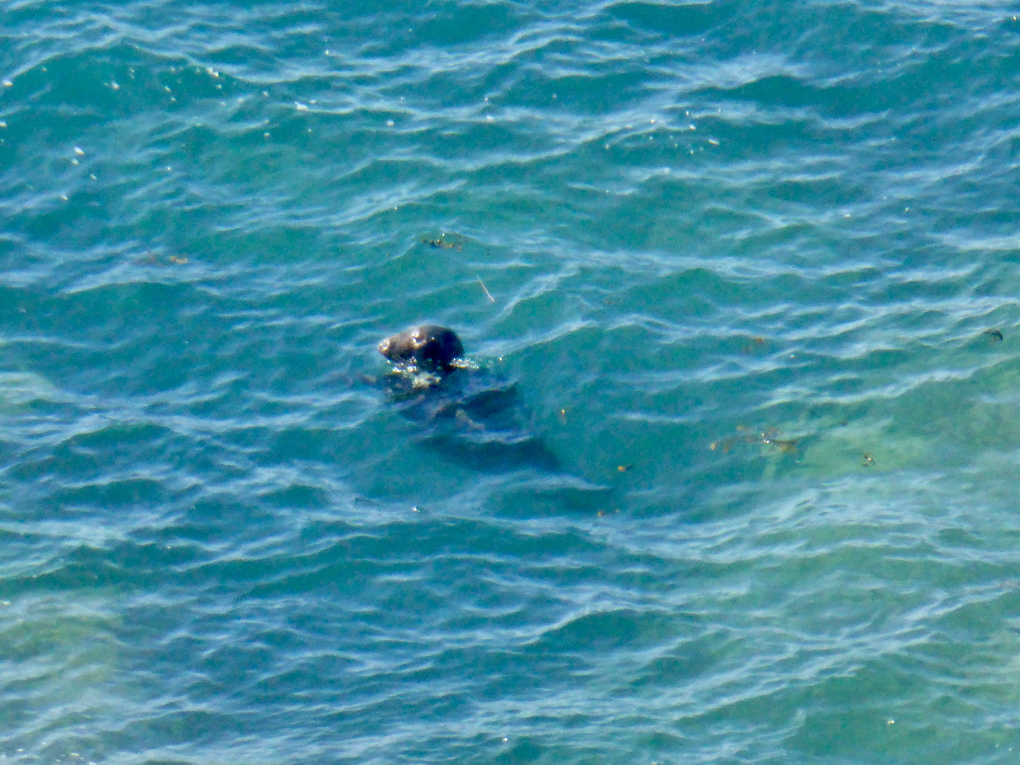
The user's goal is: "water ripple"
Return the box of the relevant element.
[4,0,1020,762]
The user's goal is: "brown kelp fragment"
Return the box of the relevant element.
[710,425,797,454]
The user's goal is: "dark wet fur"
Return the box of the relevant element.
[378,325,464,373]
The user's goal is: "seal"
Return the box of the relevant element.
[378,325,464,374]
[377,325,559,471]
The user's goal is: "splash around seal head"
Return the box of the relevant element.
[378,325,465,373]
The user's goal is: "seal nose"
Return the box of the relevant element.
[378,338,390,356]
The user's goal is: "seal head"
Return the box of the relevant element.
[378,325,464,373]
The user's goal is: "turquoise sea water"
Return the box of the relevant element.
[4,0,1020,762]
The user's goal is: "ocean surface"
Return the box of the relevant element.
[3,0,1020,763]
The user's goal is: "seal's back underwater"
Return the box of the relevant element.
[378,325,559,471]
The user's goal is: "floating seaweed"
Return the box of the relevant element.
[741,336,767,353]
[710,425,798,454]
[421,234,463,250]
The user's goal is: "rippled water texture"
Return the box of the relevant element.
[3,0,1020,762]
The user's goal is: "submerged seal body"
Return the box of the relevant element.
[378,325,558,470]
